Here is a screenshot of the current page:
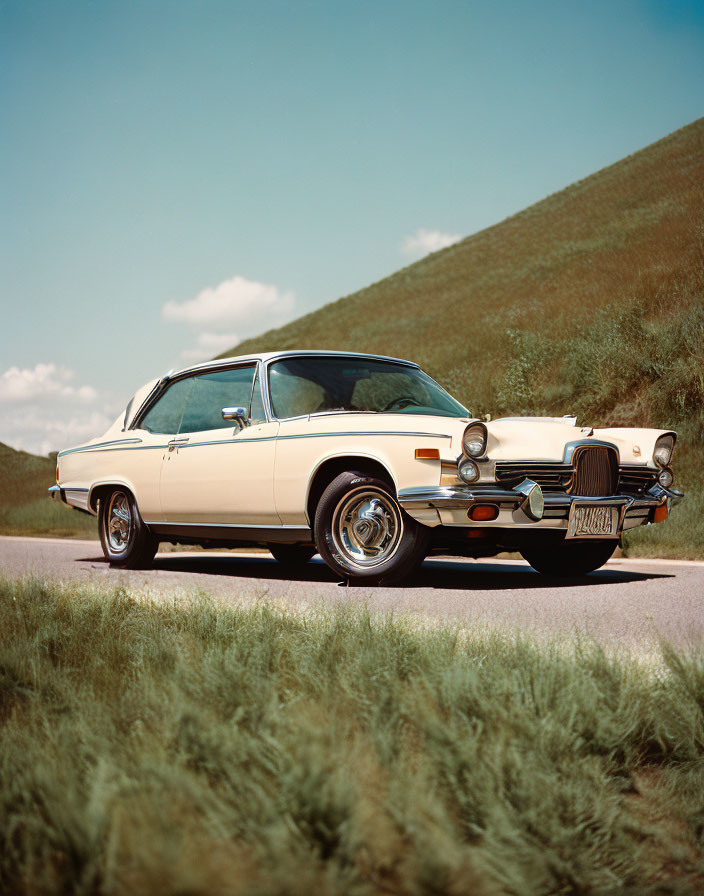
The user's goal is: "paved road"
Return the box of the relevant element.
[1,536,702,649]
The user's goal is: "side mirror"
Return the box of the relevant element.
[221,406,249,429]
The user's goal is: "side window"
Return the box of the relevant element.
[249,368,266,424]
[268,366,326,418]
[140,378,194,434]
[178,366,256,434]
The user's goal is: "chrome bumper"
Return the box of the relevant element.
[398,480,683,531]
[48,484,92,513]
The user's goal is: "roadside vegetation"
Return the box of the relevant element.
[0,442,96,538]
[2,578,704,894]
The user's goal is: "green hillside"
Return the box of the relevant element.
[0,442,96,538]
[222,118,704,558]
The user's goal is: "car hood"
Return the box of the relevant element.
[484,417,673,467]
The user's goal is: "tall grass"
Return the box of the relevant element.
[2,579,703,894]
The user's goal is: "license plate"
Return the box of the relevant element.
[567,503,619,539]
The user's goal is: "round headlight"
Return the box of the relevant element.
[653,434,675,468]
[658,467,674,488]
[458,458,479,483]
[462,422,487,458]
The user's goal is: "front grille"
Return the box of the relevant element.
[570,446,618,496]
[495,447,620,496]
[495,462,573,493]
[618,466,658,495]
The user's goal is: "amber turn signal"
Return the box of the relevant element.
[653,504,668,523]
[469,504,499,522]
[415,448,440,460]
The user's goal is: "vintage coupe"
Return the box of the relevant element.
[50,351,682,582]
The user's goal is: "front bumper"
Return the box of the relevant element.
[398,480,683,532]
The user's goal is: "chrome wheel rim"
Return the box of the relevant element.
[331,487,403,569]
[107,491,132,552]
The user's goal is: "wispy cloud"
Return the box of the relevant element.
[401,228,461,259]
[163,275,294,327]
[164,274,296,364]
[0,363,115,455]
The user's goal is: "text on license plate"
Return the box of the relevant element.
[567,504,619,539]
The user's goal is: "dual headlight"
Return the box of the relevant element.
[458,422,488,483]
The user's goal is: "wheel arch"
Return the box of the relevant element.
[306,453,397,525]
[89,479,139,514]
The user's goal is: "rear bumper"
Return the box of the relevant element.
[398,481,683,532]
[48,484,92,513]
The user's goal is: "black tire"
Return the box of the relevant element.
[267,543,316,566]
[314,471,430,584]
[98,488,159,569]
[521,540,618,577]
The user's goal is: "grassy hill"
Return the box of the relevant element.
[222,118,704,558]
[0,442,96,538]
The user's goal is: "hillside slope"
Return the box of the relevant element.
[0,442,96,538]
[223,118,702,411]
[222,118,704,557]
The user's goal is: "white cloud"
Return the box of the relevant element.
[0,363,116,456]
[180,331,241,363]
[401,228,461,259]
[163,275,295,327]
[0,363,97,404]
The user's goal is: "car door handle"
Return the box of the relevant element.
[167,437,189,451]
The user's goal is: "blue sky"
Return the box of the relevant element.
[1,0,703,452]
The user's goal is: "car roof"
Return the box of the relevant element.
[165,350,421,380]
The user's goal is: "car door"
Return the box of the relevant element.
[159,363,280,525]
[129,375,198,522]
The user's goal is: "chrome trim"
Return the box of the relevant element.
[130,360,259,431]
[514,478,544,520]
[61,430,450,459]
[276,430,451,442]
[562,439,620,465]
[58,437,143,458]
[331,486,403,568]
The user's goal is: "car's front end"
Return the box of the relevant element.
[398,417,682,555]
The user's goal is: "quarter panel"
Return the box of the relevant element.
[58,432,168,519]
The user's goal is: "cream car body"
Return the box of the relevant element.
[50,350,682,580]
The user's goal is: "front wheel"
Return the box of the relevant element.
[98,489,159,569]
[314,472,429,584]
[521,540,618,577]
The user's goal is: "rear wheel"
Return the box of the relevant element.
[314,472,429,584]
[98,489,159,569]
[521,540,618,576]
[267,543,316,567]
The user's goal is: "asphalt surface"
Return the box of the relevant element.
[1,535,702,649]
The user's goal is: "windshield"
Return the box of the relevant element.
[268,356,469,419]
